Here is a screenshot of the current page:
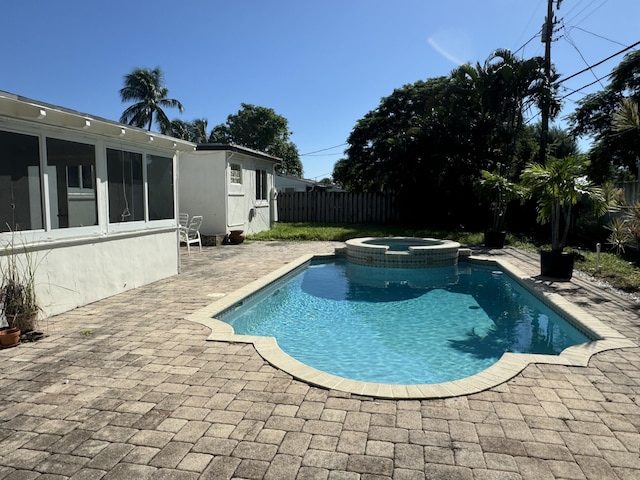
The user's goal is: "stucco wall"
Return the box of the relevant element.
[178,151,227,235]
[1,229,178,321]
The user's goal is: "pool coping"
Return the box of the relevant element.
[185,253,636,399]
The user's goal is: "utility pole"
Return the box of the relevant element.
[540,0,561,164]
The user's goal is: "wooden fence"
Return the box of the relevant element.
[277,191,400,224]
[617,181,640,205]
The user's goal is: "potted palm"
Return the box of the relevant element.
[520,155,607,279]
[477,169,524,248]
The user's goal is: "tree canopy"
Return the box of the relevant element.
[209,103,303,177]
[119,67,184,133]
[568,50,640,181]
[333,50,558,227]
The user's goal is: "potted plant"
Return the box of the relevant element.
[477,169,524,248]
[520,155,607,279]
[1,234,40,344]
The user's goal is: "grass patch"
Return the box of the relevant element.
[248,222,640,294]
[248,222,484,245]
[576,249,640,293]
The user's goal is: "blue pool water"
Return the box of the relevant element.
[220,260,591,384]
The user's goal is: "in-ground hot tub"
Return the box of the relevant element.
[345,237,464,268]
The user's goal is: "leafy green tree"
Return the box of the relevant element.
[210,103,303,177]
[525,123,579,160]
[119,67,184,133]
[568,50,640,181]
[333,50,557,227]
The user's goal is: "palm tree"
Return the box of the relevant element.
[168,119,191,140]
[520,155,607,253]
[119,67,184,133]
[613,97,640,133]
[482,50,560,165]
[190,118,209,143]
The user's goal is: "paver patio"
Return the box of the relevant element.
[0,241,638,480]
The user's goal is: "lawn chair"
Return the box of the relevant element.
[178,212,189,229]
[179,215,202,254]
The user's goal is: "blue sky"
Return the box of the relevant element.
[2,1,639,180]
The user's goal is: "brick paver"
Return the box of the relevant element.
[1,241,638,479]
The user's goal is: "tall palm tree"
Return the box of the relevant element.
[119,67,184,134]
[189,118,209,143]
[168,119,191,141]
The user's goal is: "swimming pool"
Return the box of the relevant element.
[188,252,633,399]
[219,259,590,384]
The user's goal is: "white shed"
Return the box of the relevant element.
[178,144,280,238]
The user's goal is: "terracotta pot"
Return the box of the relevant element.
[228,230,246,245]
[0,327,21,348]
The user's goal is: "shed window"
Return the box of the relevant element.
[256,169,268,201]
[230,163,242,184]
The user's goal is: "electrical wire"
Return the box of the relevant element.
[562,24,606,89]
[559,71,615,100]
[557,40,640,85]
[300,143,347,156]
[564,0,609,26]
[512,0,545,54]
[513,31,542,57]
[570,25,627,47]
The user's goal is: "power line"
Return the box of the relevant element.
[570,25,627,47]
[513,30,542,57]
[557,40,640,85]
[512,0,546,52]
[559,71,614,100]
[300,143,347,156]
[564,0,609,26]
[523,40,637,123]
[308,171,334,181]
[303,152,344,157]
[562,25,606,89]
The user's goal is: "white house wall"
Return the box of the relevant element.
[230,153,274,235]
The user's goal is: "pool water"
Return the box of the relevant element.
[220,259,591,384]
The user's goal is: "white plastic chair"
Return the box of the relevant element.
[178,213,189,229]
[179,215,202,254]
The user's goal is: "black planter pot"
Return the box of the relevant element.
[539,250,575,279]
[483,231,507,249]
